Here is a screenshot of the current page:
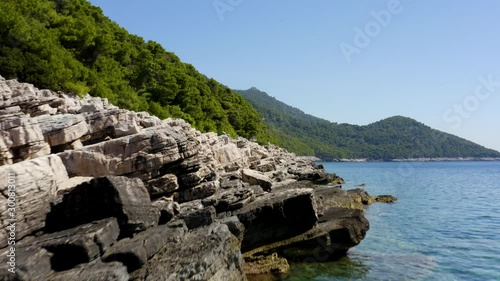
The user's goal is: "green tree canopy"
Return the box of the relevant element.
[0,0,274,143]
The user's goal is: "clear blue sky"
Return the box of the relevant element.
[89,0,500,152]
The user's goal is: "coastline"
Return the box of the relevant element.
[323,157,500,163]
[0,76,389,280]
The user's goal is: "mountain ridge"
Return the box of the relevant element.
[236,87,500,161]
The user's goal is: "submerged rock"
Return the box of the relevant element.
[374,195,398,203]
[244,253,290,275]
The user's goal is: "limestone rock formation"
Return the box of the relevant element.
[45,176,159,236]
[132,222,246,281]
[0,155,68,248]
[0,76,393,280]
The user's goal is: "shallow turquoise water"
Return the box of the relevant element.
[285,162,500,281]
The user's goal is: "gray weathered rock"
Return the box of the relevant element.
[179,180,219,202]
[220,174,247,190]
[35,114,89,147]
[0,76,379,279]
[244,207,369,261]
[215,187,255,212]
[153,197,180,225]
[178,206,217,230]
[48,260,129,281]
[0,113,50,164]
[46,176,159,236]
[254,161,276,173]
[113,111,142,137]
[18,218,120,271]
[133,223,246,281]
[0,155,68,248]
[316,187,369,211]
[230,183,318,252]
[58,124,200,180]
[213,143,244,166]
[0,219,120,280]
[241,169,273,192]
[220,216,246,243]
[178,164,216,188]
[102,222,187,272]
[0,78,57,111]
[0,247,53,281]
[146,174,179,197]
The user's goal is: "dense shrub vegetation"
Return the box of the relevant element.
[0,0,274,142]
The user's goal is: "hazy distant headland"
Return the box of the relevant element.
[237,88,500,162]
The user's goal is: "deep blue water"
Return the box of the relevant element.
[286,161,500,281]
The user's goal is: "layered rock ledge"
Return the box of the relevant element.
[0,76,393,280]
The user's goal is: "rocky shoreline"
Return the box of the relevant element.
[0,76,394,280]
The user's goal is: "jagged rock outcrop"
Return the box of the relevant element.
[0,77,392,280]
[0,155,68,248]
[0,112,51,164]
[102,221,187,272]
[47,260,129,281]
[35,114,89,147]
[229,184,319,252]
[45,176,159,236]
[0,218,121,280]
[132,222,246,281]
[248,207,370,261]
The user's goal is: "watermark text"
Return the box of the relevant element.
[6,173,16,274]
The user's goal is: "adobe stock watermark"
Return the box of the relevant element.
[443,74,499,130]
[5,173,17,275]
[339,0,408,63]
[213,0,243,21]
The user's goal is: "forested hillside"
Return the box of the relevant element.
[237,88,500,160]
[0,0,274,142]
[2,0,498,161]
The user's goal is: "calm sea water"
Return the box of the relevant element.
[285,161,500,281]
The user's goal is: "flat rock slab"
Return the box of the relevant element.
[58,124,200,178]
[243,207,369,261]
[215,187,255,213]
[231,183,318,253]
[241,169,273,191]
[35,114,89,146]
[46,176,159,236]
